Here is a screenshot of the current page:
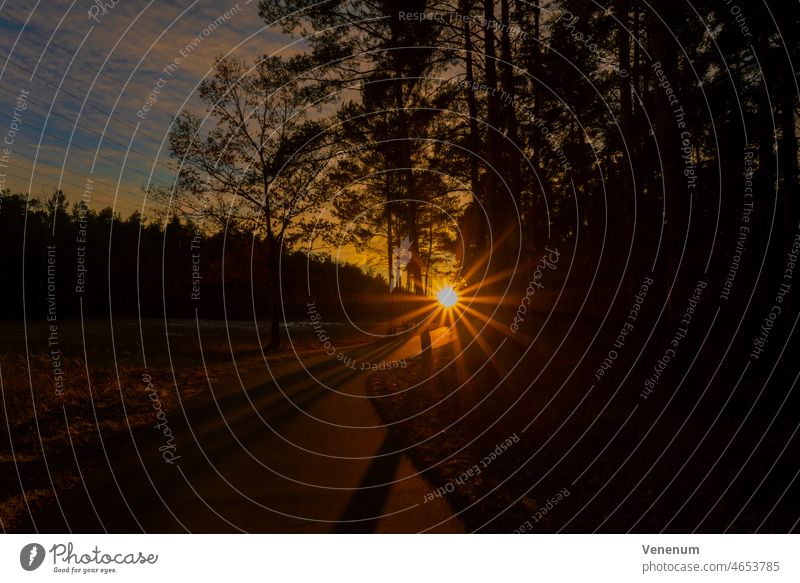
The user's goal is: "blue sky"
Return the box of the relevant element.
[0,0,295,217]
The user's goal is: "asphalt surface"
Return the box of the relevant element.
[18,329,463,533]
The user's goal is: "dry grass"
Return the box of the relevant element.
[0,318,378,531]
[368,321,800,533]
[368,340,537,531]
[0,352,210,530]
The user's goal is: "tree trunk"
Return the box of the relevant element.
[426,222,433,294]
[780,60,798,250]
[262,175,281,350]
[500,0,521,211]
[756,27,774,266]
[649,3,682,321]
[618,0,633,189]
[482,0,503,260]
[617,0,635,290]
[396,90,425,298]
[462,0,481,200]
[632,0,641,195]
[461,0,484,261]
[386,169,396,333]
[268,240,282,350]
[530,0,542,250]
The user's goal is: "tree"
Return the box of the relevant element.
[167,55,335,349]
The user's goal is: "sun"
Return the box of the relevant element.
[436,285,459,308]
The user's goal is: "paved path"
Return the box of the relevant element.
[21,329,463,533]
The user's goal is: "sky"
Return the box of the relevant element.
[0,0,297,218]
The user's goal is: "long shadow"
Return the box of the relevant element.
[116,337,410,478]
[163,336,412,474]
[16,337,414,533]
[331,430,404,533]
[183,336,410,426]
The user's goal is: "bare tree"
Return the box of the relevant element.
[167,55,334,349]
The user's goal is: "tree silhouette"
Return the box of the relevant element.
[167,55,336,349]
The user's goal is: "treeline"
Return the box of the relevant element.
[255,0,798,324]
[0,191,388,322]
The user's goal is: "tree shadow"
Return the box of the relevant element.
[331,430,403,533]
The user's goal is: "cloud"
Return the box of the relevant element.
[0,0,299,218]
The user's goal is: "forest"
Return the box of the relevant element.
[1,0,799,535]
[167,0,799,348]
[0,190,388,322]
[3,1,798,347]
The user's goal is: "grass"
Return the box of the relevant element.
[0,348,227,531]
[367,337,543,532]
[0,317,376,531]
[367,312,800,533]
